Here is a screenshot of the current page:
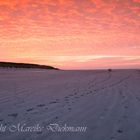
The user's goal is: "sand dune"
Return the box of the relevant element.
[0,69,140,140]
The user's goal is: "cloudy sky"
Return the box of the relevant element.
[0,0,140,69]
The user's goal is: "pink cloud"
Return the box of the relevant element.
[0,0,139,69]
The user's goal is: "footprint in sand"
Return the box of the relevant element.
[64,96,69,99]
[0,119,3,122]
[117,129,123,133]
[26,108,34,112]
[124,105,128,109]
[110,129,123,139]
[36,131,43,135]
[86,90,92,95]
[74,96,79,99]
[68,94,74,97]
[8,113,18,118]
[49,101,59,104]
[74,92,77,95]
[68,107,71,111]
[55,99,60,101]
[37,104,46,107]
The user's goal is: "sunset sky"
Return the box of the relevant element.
[0,0,140,69]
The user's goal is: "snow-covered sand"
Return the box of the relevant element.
[0,69,140,140]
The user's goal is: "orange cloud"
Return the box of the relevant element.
[0,0,139,69]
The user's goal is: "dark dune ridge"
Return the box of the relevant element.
[0,62,59,70]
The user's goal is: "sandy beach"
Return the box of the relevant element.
[0,69,140,140]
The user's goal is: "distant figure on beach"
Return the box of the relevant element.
[108,69,112,72]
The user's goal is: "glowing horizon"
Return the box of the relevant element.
[0,0,140,69]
